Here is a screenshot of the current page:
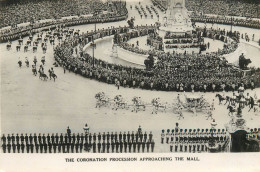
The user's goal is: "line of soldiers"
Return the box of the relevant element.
[247,128,260,140]
[161,128,229,153]
[1,130,155,153]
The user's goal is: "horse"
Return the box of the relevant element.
[16,45,21,52]
[95,92,110,108]
[18,60,22,68]
[227,105,237,116]
[24,45,28,52]
[131,97,146,113]
[32,45,37,52]
[215,94,225,105]
[39,72,48,81]
[151,98,167,114]
[6,43,11,50]
[32,67,37,76]
[18,38,23,45]
[112,95,128,110]
[51,73,57,82]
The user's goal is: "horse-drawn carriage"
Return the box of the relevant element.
[95,92,111,108]
[180,94,210,113]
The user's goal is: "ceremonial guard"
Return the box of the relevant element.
[161,130,165,144]
[106,141,110,153]
[166,129,170,144]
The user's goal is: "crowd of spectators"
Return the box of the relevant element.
[0,1,128,43]
[54,25,260,92]
[186,0,260,19]
[0,0,107,28]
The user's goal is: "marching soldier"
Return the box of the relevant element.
[175,141,178,152]
[93,133,97,143]
[21,134,25,144]
[57,142,61,153]
[135,132,139,142]
[76,133,80,143]
[106,141,110,153]
[170,138,174,152]
[146,140,150,152]
[7,142,11,153]
[51,134,55,144]
[124,141,128,153]
[12,143,16,153]
[29,134,33,144]
[75,142,79,153]
[97,142,101,153]
[21,142,25,153]
[60,133,63,144]
[64,134,68,144]
[30,143,34,153]
[48,142,52,153]
[16,134,20,144]
[25,134,29,144]
[141,141,145,153]
[123,132,126,142]
[55,133,59,144]
[42,134,46,144]
[151,140,155,153]
[149,132,153,142]
[62,142,66,153]
[43,142,48,153]
[115,140,119,153]
[119,141,123,153]
[26,143,30,153]
[128,140,132,153]
[107,132,110,142]
[2,143,6,153]
[137,140,141,153]
[39,142,43,153]
[166,129,170,144]
[111,141,115,153]
[66,142,70,153]
[7,134,11,143]
[119,132,122,142]
[111,132,114,142]
[79,141,83,153]
[84,140,88,152]
[92,142,96,153]
[71,142,75,153]
[98,133,101,143]
[139,132,143,142]
[85,133,89,143]
[11,134,15,144]
[133,140,137,153]
[102,132,106,142]
[1,134,7,144]
[47,134,51,144]
[53,142,57,153]
[127,131,131,143]
[102,141,106,153]
[114,132,118,142]
[89,133,92,143]
[161,130,165,144]
[72,133,76,144]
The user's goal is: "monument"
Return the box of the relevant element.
[160,0,193,34]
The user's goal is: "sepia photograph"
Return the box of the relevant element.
[0,0,260,171]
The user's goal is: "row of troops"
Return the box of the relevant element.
[247,128,260,140]
[1,139,156,154]
[161,129,229,144]
[1,131,153,144]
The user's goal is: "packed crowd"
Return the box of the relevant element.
[186,0,260,19]
[0,0,107,28]
[161,128,229,152]
[190,15,260,29]
[0,1,128,43]
[53,25,259,92]
[1,127,155,153]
